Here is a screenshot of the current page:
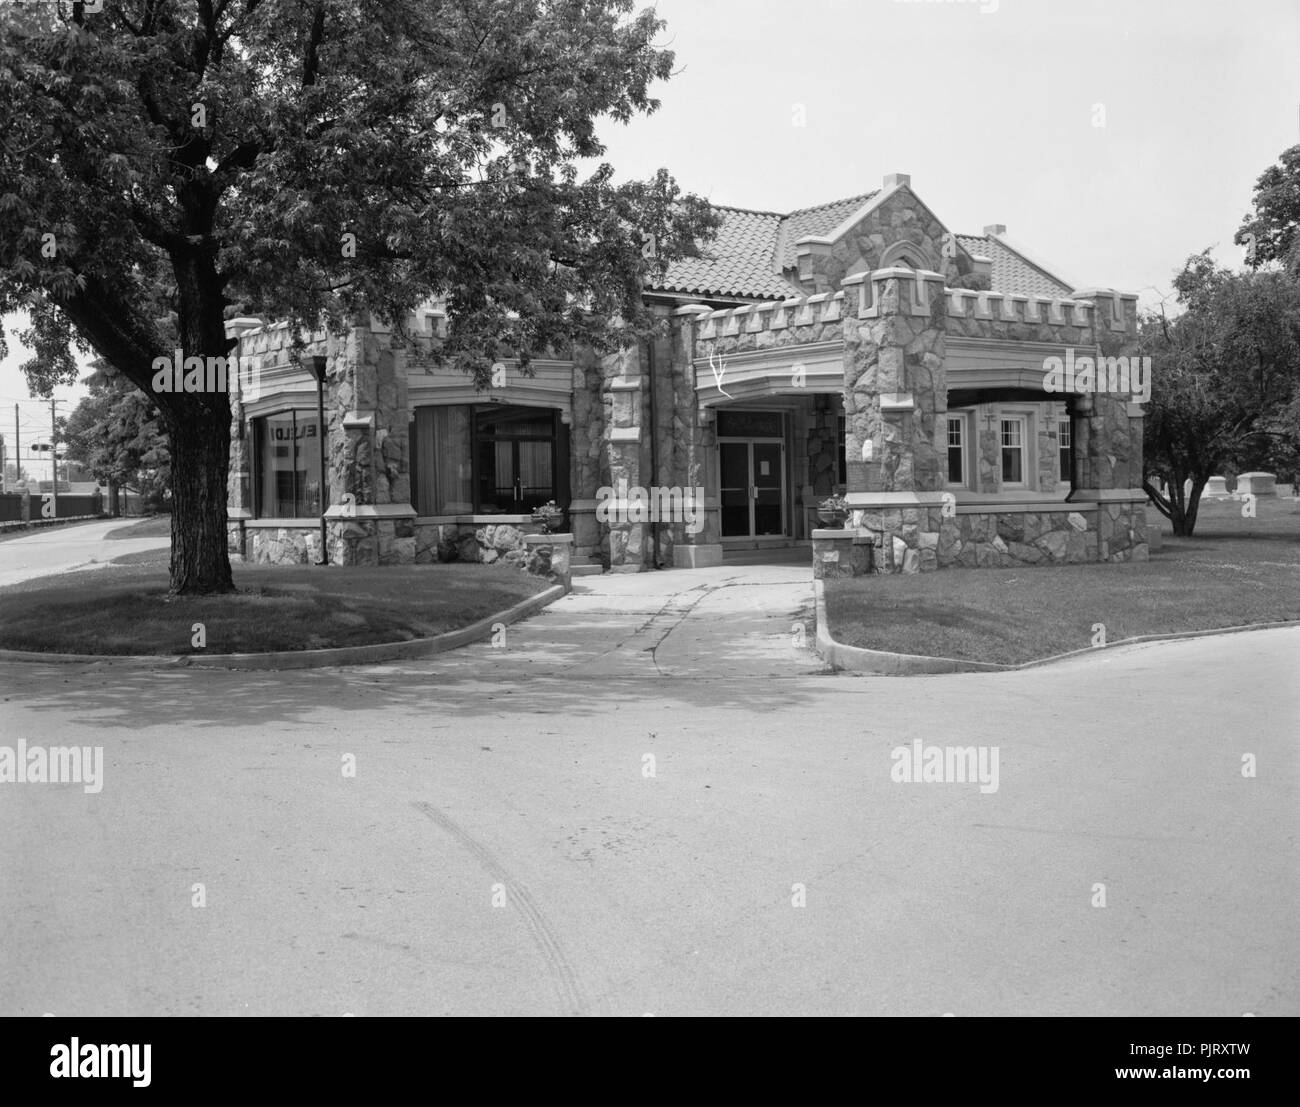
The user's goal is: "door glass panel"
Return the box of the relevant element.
[719,442,750,537]
[752,442,782,535]
[517,441,553,510]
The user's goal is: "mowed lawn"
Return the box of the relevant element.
[0,560,550,656]
[824,491,1300,665]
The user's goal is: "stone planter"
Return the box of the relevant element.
[818,509,849,528]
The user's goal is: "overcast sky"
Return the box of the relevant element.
[4,0,1298,473]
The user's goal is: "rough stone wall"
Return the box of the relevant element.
[569,345,605,562]
[842,272,947,494]
[934,506,1147,568]
[246,526,323,565]
[945,291,1095,346]
[602,344,643,570]
[1074,392,1142,491]
[799,187,977,293]
[412,520,543,566]
[855,504,1148,572]
[806,398,841,497]
[644,317,679,567]
[336,324,412,512]
[668,311,720,553]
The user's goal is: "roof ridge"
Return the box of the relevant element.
[782,191,877,217]
[709,203,784,217]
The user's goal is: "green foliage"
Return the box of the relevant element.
[1141,249,1300,534]
[0,0,718,590]
[1236,144,1300,273]
[62,360,170,506]
[0,0,719,392]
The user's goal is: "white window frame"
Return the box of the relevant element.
[998,410,1033,490]
[1057,416,1072,488]
[945,412,970,489]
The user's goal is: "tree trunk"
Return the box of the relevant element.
[1171,479,1205,537]
[163,246,238,595]
[108,477,121,518]
[164,402,235,595]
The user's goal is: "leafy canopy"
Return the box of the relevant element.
[0,0,721,401]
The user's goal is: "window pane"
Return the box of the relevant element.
[717,410,782,438]
[258,412,319,517]
[299,414,322,516]
[475,405,552,437]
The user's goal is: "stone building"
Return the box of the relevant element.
[225,172,1149,572]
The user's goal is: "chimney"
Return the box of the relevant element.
[983,224,1006,236]
[883,173,911,189]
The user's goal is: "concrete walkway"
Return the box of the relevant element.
[425,564,824,680]
[0,519,169,588]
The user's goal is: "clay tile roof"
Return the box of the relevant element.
[653,206,798,300]
[650,194,1075,301]
[956,234,1073,298]
[774,192,878,271]
[652,192,878,301]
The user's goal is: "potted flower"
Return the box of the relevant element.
[817,493,850,529]
[531,500,565,533]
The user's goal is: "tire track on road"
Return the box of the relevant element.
[413,800,591,1016]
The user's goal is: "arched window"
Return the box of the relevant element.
[880,239,936,271]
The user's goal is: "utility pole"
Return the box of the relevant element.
[49,398,58,518]
[13,404,19,487]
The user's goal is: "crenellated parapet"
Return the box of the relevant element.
[942,285,1139,346]
[686,291,847,360]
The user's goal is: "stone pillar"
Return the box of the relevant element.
[525,532,574,590]
[223,316,264,562]
[323,317,417,565]
[1064,291,1148,562]
[568,349,604,567]
[839,268,948,572]
[671,306,722,568]
[602,345,645,572]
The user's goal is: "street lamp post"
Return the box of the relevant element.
[306,356,329,565]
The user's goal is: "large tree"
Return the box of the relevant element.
[0,0,717,593]
[1141,250,1300,534]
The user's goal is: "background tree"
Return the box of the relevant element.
[63,362,171,516]
[1142,250,1300,534]
[0,0,718,593]
[1236,143,1300,274]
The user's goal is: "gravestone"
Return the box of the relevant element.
[1235,471,1276,497]
[1205,475,1228,496]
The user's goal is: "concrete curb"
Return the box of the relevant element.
[0,583,567,671]
[813,579,1300,675]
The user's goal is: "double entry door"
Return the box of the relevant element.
[718,435,786,539]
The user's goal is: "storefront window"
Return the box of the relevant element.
[410,403,562,515]
[253,412,322,518]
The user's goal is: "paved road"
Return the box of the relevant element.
[0,565,1295,1016]
[0,520,169,587]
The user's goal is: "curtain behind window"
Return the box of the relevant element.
[413,406,473,515]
